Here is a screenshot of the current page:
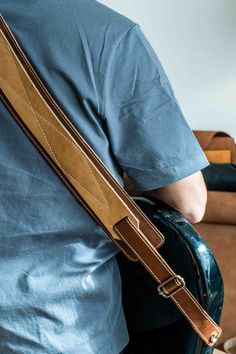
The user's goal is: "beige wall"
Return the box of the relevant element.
[99,0,236,139]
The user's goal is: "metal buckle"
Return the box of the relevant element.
[157,275,186,298]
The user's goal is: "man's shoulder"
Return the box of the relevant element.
[68,0,137,38]
[90,0,136,26]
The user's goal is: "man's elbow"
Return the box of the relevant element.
[181,193,207,224]
[142,171,208,224]
[180,173,208,224]
[182,203,206,224]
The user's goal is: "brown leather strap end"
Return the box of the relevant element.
[114,217,222,347]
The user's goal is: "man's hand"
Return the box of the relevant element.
[144,171,207,224]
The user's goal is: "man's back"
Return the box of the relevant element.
[0,1,209,353]
[0,1,135,353]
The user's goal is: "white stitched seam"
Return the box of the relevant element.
[125,219,221,332]
[0,84,220,342]
[114,219,220,344]
[171,296,212,344]
[114,221,192,319]
[1,97,139,263]
[183,287,222,331]
[126,219,177,279]
[1,24,222,343]
[2,100,95,216]
[14,46,165,246]
[114,223,211,344]
[114,224,162,283]
[0,20,219,342]
[0,75,109,208]
[1,20,165,248]
[1,49,109,209]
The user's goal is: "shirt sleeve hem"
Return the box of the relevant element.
[128,154,210,191]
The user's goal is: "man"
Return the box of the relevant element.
[0,0,208,353]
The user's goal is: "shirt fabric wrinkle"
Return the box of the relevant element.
[0,1,209,353]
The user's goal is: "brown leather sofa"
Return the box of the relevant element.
[194,191,236,347]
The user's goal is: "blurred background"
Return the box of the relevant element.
[100,0,236,137]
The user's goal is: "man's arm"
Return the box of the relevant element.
[124,171,207,224]
[144,171,207,224]
[104,24,210,222]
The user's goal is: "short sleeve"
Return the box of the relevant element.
[102,24,209,190]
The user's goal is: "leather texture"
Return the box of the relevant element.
[205,150,232,164]
[203,191,236,224]
[114,217,222,347]
[194,130,236,164]
[0,15,221,346]
[0,15,165,262]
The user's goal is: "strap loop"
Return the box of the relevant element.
[157,275,186,298]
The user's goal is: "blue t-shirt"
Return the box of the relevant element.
[0,1,209,353]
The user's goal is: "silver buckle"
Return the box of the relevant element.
[157,275,186,298]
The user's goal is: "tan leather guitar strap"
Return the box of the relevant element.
[0,14,221,346]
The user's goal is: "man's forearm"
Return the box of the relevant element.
[123,171,207,224]
[145,171,207,223]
